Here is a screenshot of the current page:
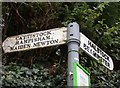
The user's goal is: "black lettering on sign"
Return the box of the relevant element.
[88,40,110,61]
[107,62,110,67]
[88,40,98,53]
[93,51,97,58]
[16,36,22,40]
[106,56,110,61]
[18,44,31,49]
[54,39,59,43]
[41,42,46,46]
[33,35,51,42]
[33,42,44,47]
[97,47,100,54]
[102,59,110,68]
[50,40,56,44]
[83,43,90,52]
[15,35,51,45]
[88,40,92,47]
[101,51,109,61]
[37,31,51,36]
[33,39,59,47]
[93,51,101,60]
[34,37,42,42]
[83,43,86,49]
[105,60,110,68]
[20,40,23,44]
[15,31,52,41]
[29,39,34,43]
[46,41,49,45]
[15,41,19,45]
[46,36,51,40]
[33,42,39,47]
[47,31,52,35]
[92,44,97,51]
[42,37,46,41]
[24,39,28,43]
[89,48,92,55]
[97,54,101,59]
[84,43,102,60]
[10,44,31,50]
[10,46,17,50]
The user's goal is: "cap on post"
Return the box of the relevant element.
[67,22,80,46]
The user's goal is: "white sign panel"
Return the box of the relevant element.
[80,33,114,70]
[76,66,89,86]
[2,27,67,53]
[74,63,90,87]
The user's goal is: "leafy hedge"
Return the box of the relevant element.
[2,2,120,87]
[2,63,67,87]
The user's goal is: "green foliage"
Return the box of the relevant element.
[2,2,120,87]
[2,63,67,87]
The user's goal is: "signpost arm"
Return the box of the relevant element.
[67,22,80,87]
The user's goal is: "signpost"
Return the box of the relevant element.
[2,27,67,53]
[80,33,114,70]
[2,26,114,70]
[67,22,80,86]
[2,22,114,87]
[73,63,90,87]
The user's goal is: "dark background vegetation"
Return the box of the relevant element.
[1,2,120,87]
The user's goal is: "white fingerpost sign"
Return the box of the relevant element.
[80,33,114,70]
[2,27,67,53]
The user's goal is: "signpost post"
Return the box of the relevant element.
[67,22,80,86]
